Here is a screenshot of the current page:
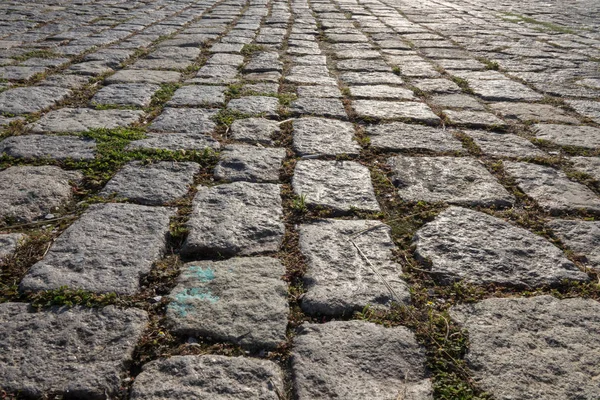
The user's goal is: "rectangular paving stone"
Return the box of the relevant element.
[566,99,600,124]
[0,66,46,81]
[504,161,600,214]
[429,94,485,111]
[90,83,160,107]
[341,72,404,85]
[443,109,507,128]
[534,124,600,149]
[182,182,284,257]
[229,117,280,145]
[20,203,175,295]
[0,303,147,400]
[290,98,348,120]
[489,102,579,124]
[367,122,464,153]
[292,160,380,213]
[415,206,587,286]
[297,85,341,98]
[167,85,226,107]
[464,130,546,158]
[0,86,71,114]
[100,161,199,205]
[29,108,144,133]
[292,321,432,400]
[349,85,415,100]
[105,69,182,84]
[292,117,360,156]
[0,134,96,160]
[299,219,410,316]
[468,79,544,102]
[130,355,284,400]
[570,156,600,181]
[149,107,217,134]
[548,219,600,269]
[227,96,280,118]
[0,166,82,224]
[388,156,514,207]
[353,100,440,124]
[126,132,220,151]
[166,257,288,349]
[450,296,600,400]
[214,144,286,183]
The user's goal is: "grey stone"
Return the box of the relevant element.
[166,257,288,349]
[290,98,348,119]
[567,100,600,124]
[388,156,514,207]
[465,131,545,158]
[100,161,199,205]
[182,182,284,257]
[227,96,279,118]
[570,156,600,181]
[210,43,244,53]
[292,160,380,213]
[0,233,26,259]
[243,82,279,95]
[349,85,415,100]
[0,134,96,160]
[367,122,463,153]
[214,145,285,183]
[534,124,600,149]
[29,108,144,133]
[167,85,226,107]
[126,132,220,151]
[412,78,461,94]
[244,52,282,73]
[353,100,440,124]
[293,117,360,156]
[285,73,338,86]
[105,69,182,84]
[68,61,114,76]
[40,74,90,90]
[0,303,147,399]
[548,219,600,269]
[504,161,600,214]
[229,117,280,145]
[206,53,244,66]
[0,166,82,224]
[414,207,586,286]
[398,63,440,78]
[293,321,432,400]
[299,220,410,316]
[130,355,284,400]
[490,102,580,124]
[341,72,403,85]
[336,59,390,72]
[297,85,341,98]
[90,83,160,107]
[0,66,46,81]
[150,107,216,134]
[443,109,507,128]
[0,86,71,114]
[429,94,485,111]
[193,64,239,84]
[450,296,600,400]
[468,79,543,102]
[20,203,174,295]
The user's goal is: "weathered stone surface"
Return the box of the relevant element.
[469,79,543,102]
[167,85,227,107]
[341,72,403,85]
[570,156,600,181]
[443,109,506,128]
[297,85,341,98]
[534,124,600,148]
[182,182,284,257]
[126,132,220,151]
[450,296,600,400]
[227,96,279,118]
[465,131,545,158]
[90,83,160,107]
[0,66,46,81]
[0,166,82,224]
[292,160,380,213]
[429,94,485,111]
[353,100,440,124]
[150,107,216,134]
[290,97,348,119]
[130,355,284,400]
[567,99,600,124]
[230,117,280,145]
[293,117,360,156]
[349,85,414,100]
[504,161,600,214]
[413,78,461,94]
[548,219,600,269]
[292,321,432,400]
[105,69,182,84]
[166,257,288,349]
[389,156,513,207]
[367,122,463,152]
[20,203,174,295]
[0,303,147,399]
[29,108,144,133]
[0,134,96,160]
[214,145,285,183]
[0,86,71,114]
[490,102,579,124]
[299,219,410,316]
[0,233,25,259]
[414,207,586,286]
[100,161,199,205]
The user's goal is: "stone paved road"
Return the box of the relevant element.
[0,0,599,399]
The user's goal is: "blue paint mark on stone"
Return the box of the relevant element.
[183,265,216,282]
[168,286,219,317]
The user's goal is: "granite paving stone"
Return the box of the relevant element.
[0,86,71,114]
[353,100,440,124]
[105,69,182,84]
[465,130,545,158]
[126,132,220,151]
[570,156,600,181]
[566,100,600,124]
[90,83,160,107]
[0,233,26,259]
[490,102,580,124]
[214,145,286,183]
[367,122,464,152]
[0,134,96,160]
[292,160,380,213]
[227,96,280,118]
[533,124,600,149]
[290,98,348,119]
[229,117,280,145]
[149,107,216,134]
[29,108,144,133]
[349,85,414,100]
[182,182,284,257]
[0,303,147,399]
[167,85,227,107]
[548,219,600,269]
[292,117,360,156]
[166,257,288,349]
[415,206,587,286]
[20,203,175,295]
[443,109,507,128]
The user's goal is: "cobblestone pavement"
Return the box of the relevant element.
[1,0,600,399]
